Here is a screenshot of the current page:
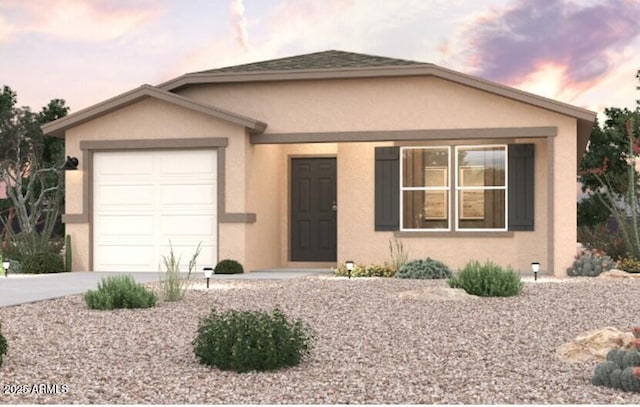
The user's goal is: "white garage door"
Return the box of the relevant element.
[93,150,217,272]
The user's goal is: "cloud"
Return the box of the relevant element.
[450,0,640,101]
[1,0,162,42]
[230,0,249,51]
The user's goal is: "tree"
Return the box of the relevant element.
[0,85,69,257]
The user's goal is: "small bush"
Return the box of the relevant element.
[448,260,522,297]
[619,258,640,273]
[0,322,7,367]
[85,275,157,310]
[567,252,617,277]
[395,258,452,279]
[22,252,65,274]
[333,263,395,277]
[578,224,628,261]
[193,307,313,373]
[214,259,244,274]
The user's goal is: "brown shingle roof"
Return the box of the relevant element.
[197,50,425,73]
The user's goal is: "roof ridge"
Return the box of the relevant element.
[196,50,425,74]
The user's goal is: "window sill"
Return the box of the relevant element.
[394,231,515,238]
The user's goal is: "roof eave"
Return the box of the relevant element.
[42,84,267,137]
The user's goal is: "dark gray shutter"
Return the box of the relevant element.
[508,144,534,231]
[375,147,400,231]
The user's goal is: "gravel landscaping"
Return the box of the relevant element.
[1,275,640,404]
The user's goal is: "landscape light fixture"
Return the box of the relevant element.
[531,262,540,281]
[63,156,79,171]
[2,260,9,278]
[345,260,354,279]
[203,267,213,288]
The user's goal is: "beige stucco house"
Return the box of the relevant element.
[42,50,596,276]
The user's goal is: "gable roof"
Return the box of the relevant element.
[199,50,425,73]
[42,84,267,138]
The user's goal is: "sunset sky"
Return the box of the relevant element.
[1,0,639,118]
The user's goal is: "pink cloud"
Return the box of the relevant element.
[454,0,640,102]
[1,0,163,42]
[230,0,249,51]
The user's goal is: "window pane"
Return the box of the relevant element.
[458,190,505,229]
[402,148,448,187]
[457,147,505,187]
[402,190,449,229]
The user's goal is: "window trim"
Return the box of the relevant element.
[399,146,451,232]
[454,144,508,232]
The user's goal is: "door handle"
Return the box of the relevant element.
[332,200,337,211]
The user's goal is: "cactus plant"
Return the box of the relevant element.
[623,350,640,369]
[593,349,640,392]
[621,367,640,392]
[567,253,617,277]
[593,361,619,387]
[64,234,72,273]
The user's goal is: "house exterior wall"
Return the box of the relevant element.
[63,75,580,275]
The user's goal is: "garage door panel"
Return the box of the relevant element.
[96,153,154,175]
[160,151,217,174]
[159,183,216,205]
[94,149,218,272]
[96,215,154,236]
[96,184,154,207]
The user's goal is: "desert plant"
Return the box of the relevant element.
[395,257,452,279]
[594,349,640,392]
[0,322,7,367]
[64,234,72,272]
[160,241,202,302]
[566,252,617,277]
[84,275,157,310]
[192,307,313,373]
[619,258,640,273]
[388,238,408,271]
[21,251,65,274]
[332,263,395,277]
[578,224,629,260]
[448,260,522,297]
[214,259,244,274]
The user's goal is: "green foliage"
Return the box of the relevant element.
[447,260,522,297]
[566,252,617,277]
[84,275,157,310]
[333,263,395,277]
[160,241,201,302]
[192,307,313,373]
[578,196,613,228]
[578,224,629,260]
[21,251,65,274]
[388,238,408,271]
[594,349,640,392]
[395,257,452,279]
[214,259,244,274]
[619,258,640,273]
[64,234,72,273]
[0,322,7,367]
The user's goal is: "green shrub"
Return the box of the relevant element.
[447,260,522,297]
[619,258,640,273]
[578,224,628,261]
[214,259,244,274]
[395,258,452,279]
[64,234,72,273]
[567,252,617,277]
[0,322,7,367]
[193,307,313,373]
[85,275,157,310]
[22,252,65,274]
[594,349,640,392]
[333,263,395,277]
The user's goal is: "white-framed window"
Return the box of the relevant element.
[400,144,508,232]
[400,146,451,231]
[455,145,507,231]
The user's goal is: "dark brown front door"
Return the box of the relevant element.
[290,158,337,261]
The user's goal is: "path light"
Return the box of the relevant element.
[345,260,354,279]
[531,262,540,281]
[203,267,213,288]
[2,260,9,278]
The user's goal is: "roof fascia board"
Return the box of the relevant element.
[42,84,266,137]
[159,64,596,123]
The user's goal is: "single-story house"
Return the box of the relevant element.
[42,50,596,276]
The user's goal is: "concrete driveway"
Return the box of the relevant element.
[0,269,330,307]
